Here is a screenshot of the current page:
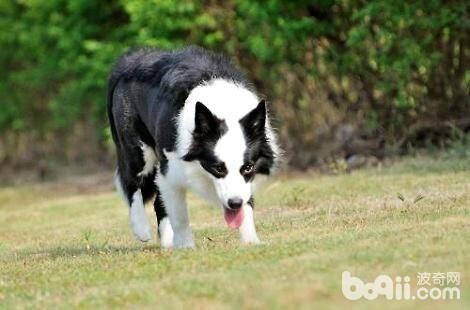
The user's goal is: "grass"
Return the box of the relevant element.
[0,155,469,309]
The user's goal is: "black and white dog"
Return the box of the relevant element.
[107,46,279,249]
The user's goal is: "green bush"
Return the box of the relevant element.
[0,0,468,167]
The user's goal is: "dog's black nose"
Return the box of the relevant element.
[227,197,243,209]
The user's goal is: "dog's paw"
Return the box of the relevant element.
[173,237,195,249]
[133,226,152,242]
[173,241,195,249]
[241,235,261,245]
[173,229,195,249]
[129,199,152,242]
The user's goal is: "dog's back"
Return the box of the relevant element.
[107,46,248,151]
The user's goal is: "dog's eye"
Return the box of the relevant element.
[241,163,254,175]
[213,164,227,176]
[200,161,227,178]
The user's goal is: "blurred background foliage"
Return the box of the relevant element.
[0,0,468,170]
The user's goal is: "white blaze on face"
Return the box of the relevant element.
[213,121,251,206]
[178,78,260,209]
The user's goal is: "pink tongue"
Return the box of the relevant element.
[223,208,244,229]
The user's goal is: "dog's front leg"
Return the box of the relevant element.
[239,202,260,244]
[157,179,195,249]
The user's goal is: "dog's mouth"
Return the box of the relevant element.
[223,207,244,229]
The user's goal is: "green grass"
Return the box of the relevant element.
[0,156,469,309]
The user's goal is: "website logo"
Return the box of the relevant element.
[342,271,461,300]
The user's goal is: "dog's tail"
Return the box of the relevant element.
[106,69,121,144]
[107,48,156,143]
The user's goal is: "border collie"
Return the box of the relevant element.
[107,46,279,249]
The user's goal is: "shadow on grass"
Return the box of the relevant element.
[2,243,167,262]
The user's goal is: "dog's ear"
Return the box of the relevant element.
[194,101,220,137]
[183,102,226,162]
[239,100,266,135]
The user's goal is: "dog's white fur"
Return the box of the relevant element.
[138,143,158,177]
[158,217,174,248]
[129,190,152,242]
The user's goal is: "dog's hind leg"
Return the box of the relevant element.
[115,170,153,242]
[129,188,152,242]
[154,188,174,248]
[114,141,158,243]
[110,82,157,242]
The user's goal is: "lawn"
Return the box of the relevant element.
[0,155,469,309]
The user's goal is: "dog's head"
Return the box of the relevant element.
[182,100,275,228]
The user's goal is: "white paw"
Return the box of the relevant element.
[174,238,195,249]
[133,225,152,242]
[241,235,261,245]
[129,193,152,243]
[158,217,174,249]
[173,229,195,249]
